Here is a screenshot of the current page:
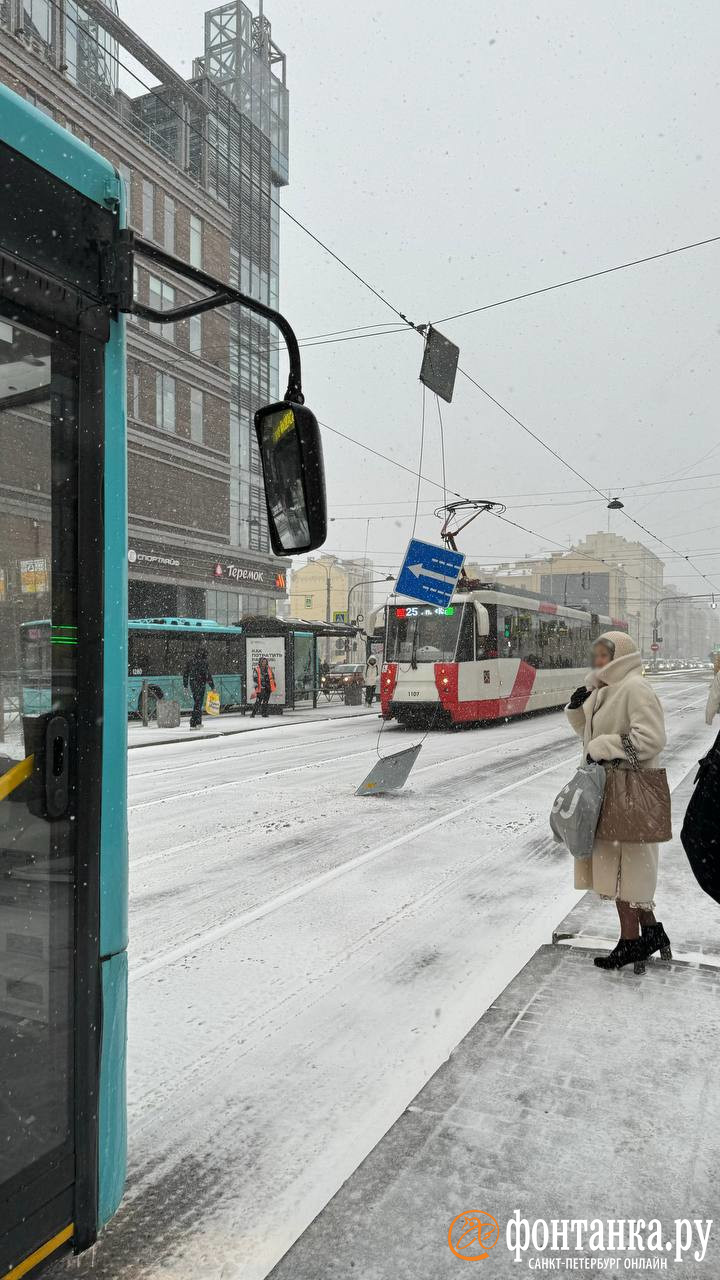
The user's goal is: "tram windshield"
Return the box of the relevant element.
[386,604,463,662]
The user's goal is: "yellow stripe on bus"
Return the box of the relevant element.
[0,755,33,802]
[4,1225,73,1280]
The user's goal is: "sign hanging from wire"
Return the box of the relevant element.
[419,326,460,403]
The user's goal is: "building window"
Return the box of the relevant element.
[189,314,202,356]
[24,0,51,44]
[190,214,202,268]
[155,372,175,431]
[164,195,175,253]
[118,161,132,209]
[131,369,140,420]
[249,485,267,551]
[142,179,154,239]
[190,387,204,444]
[148,276,175,340]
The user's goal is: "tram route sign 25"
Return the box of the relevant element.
[395,538,465,607]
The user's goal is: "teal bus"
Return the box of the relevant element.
[128,618,246,716]
[21,618,248,719]
[1,81,326,1279]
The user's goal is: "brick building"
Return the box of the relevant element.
[0,0,290,622]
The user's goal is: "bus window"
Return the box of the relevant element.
[205,635,228,673]
[129,631,166,676]
[165,633,191,678]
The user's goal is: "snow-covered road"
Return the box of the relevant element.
[58,676,712,1280]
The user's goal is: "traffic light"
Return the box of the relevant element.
[504,619,512,639]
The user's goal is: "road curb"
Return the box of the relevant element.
[128,707,379,749]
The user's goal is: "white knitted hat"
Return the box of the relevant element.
[593,630,638,660]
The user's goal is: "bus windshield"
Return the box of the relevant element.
[386,604,462,663]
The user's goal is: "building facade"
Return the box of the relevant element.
[660,585,720,661]
[468,530,666,655]
[289,556,374,660]
[0,0,290,622]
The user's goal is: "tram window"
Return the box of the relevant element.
[476,627,492,660]
[455,606,475,662]
[386,606,463,662]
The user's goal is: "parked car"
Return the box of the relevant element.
[321,662,364,696]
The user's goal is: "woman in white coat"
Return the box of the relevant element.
[566,630,671,972]
[705,662,720,726]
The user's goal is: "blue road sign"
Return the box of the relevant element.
[395,538,465,607]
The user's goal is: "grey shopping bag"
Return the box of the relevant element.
[550,762,606,859]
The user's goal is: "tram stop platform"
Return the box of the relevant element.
[268,769,720,1280]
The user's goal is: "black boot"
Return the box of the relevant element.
[594,937,650,975]
[642,921,672,961]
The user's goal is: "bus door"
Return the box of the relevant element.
[0,139,110,1275]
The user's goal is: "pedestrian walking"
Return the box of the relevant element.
[705,658,720,725]
[183,644,214,730]
[364,655,379,706]
[251,655,276,717]
[566,630,671,973]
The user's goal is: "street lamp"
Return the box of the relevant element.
[306,556,339,624]
[307,556,340,666]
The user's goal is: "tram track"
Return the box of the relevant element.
[56,684,713,1280]
[129,692,706,976]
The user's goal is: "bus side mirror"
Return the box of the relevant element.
[254,401,327,556]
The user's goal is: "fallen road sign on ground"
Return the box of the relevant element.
[355,743,423,796]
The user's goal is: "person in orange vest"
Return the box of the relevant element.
[251,655,276,718]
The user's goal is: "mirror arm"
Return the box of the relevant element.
[111,230,304,404]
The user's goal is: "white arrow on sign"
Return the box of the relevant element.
[408,562,458,585]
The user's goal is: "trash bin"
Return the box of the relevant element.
[156,699,181,728]
[344,683,363,706]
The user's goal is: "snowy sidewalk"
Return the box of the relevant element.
[268,766,720,1280]
[127,699,378,749]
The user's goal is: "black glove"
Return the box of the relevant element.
[568,685,591,709]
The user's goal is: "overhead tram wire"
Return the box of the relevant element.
[323,410,720,590]
[492,512,663,603]
[431,236,720,326]
[319,420,467,503]
[52,0,720,365]
[50,0,422,335]
[64,1,720,587]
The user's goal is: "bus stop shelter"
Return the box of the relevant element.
[237,616,363,710]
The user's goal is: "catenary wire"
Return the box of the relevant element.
[57,0,720,589]
[431,236,720,326]
[49,0,421,332]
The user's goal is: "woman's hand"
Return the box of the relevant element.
[568,685,592,709]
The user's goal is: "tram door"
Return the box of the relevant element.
[0,254,105,1266]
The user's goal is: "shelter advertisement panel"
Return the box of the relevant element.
[246,636,286,706]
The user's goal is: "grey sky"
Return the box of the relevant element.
[122,0,720,590]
